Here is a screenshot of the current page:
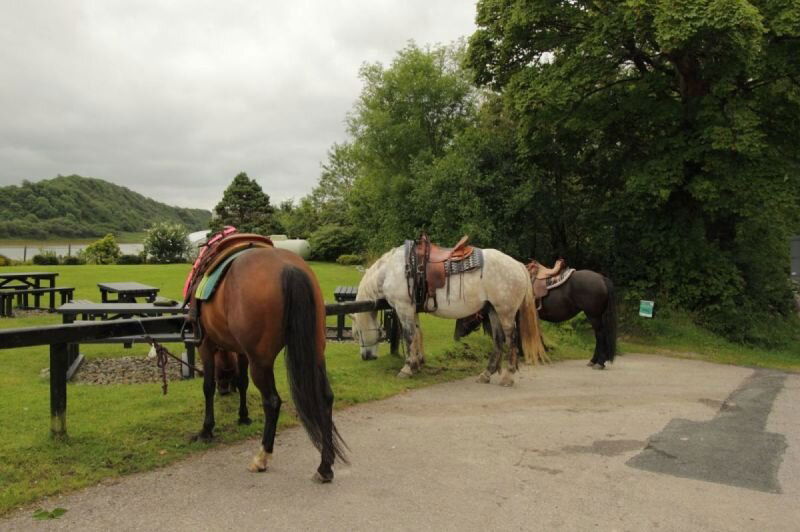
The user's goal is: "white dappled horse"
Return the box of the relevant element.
[352,244,547,386]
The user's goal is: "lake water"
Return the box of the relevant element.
[0,244,144,261]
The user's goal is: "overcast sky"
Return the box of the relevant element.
[0,1,476,211]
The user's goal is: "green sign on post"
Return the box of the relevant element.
[639,300,654,318]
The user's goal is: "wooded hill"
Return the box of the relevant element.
[0,175,211,239]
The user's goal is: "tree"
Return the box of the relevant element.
[143,222,190,263]
[211,172,282,235]
[346,41,480,250]
[80,234,121,265]
[466,0,800,338]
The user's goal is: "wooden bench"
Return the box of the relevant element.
[0,287,75,317]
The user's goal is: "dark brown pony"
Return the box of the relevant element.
[455,270,617,369]
[196,247,347,482]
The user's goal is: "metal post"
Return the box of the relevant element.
[50,342,68,437]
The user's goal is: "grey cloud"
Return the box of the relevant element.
[0,1,476,209]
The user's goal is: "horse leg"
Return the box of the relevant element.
[236,354,251,425]
[193,342,216,442]
[397,312,422,378]
[498,315,518,387]
[248,364,281,473]
[477,307,503,384]
[588,316,606,369]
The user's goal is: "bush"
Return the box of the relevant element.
[32,251,59,265]
[61,255,85,265]
[309,224,361,261]
[80,234,121,264]
[0,254,12,266]
[143,222,190,263]
[336,254,363,265]
[116,254,144,265]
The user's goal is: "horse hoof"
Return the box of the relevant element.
[476,371,491,384]
[313,471,333,484]
[362,353,377,361]
[397,365,413,378]
[248,463,267,473]
[586,361,595,367]
[248,447,270,472]
[499,378,515,387]
[238,417,252,425]
[191,432,213,443]
[592,364,606,370]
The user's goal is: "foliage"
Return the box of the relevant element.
[346,41,480,250]
[210,172,282,236]
[116,254,144,265]
[32,251,59,265]
[462,0,800,338]
[80,234,121,265]
[33,508,67,520]
[309,224,361,261]
[142,222,190,264]
[61,255,84,265]
[336,254,363,266]
[0,254,11,266]
[0,175,211,239]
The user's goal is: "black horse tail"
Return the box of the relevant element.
[281,266,348,463]
[602,276,617,362]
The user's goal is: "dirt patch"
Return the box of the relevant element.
[73,355,185,385]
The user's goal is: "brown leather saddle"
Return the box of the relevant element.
[526,259,572,302]
[184,232,274,341]
[405,233,483,312]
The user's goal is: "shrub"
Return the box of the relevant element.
[116,254,143,265]
[309,224,361,261]
[32,251,59,265]
[336,254,363,266]
[61,255,85,265]
[143,222,190,263]
[80,234,121,264]
[0,254,12,266]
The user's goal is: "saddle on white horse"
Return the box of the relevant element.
[404,233,484,312]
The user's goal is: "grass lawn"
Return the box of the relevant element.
[0,262,592,516]
[1,262,797,515]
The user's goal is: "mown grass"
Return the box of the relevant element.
[0,262,584,515]
[2,262,797,515]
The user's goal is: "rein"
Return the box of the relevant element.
[136,319,204,395]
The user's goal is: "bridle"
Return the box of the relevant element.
[353,325,385,349]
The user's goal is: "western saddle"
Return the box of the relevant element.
[405,233,483,312]
[183,230,274,341]
[527,259,572,302]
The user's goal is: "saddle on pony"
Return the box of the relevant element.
[405,233,484,312]
[183,228,274,340]
[527,259,574,303]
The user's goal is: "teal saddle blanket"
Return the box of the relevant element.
[194,248,254,301]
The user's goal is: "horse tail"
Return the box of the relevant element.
[281,265,348,463]
[518,269,550,365]
[602,276,617,362]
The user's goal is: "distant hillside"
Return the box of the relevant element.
[0,175,211,239]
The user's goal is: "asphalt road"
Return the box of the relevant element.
[3,354,798,531]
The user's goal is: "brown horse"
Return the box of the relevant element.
[196,247,347,482]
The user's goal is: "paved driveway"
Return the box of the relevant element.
[3,355,798,531]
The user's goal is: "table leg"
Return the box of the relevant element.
[63,314,79,368]
[33,278,42,310]
[185,342,196,379]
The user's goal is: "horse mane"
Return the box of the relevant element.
[357,247,398,300]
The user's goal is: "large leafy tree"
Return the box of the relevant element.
[347,41,480,249]
[467,0,800,338]
[211,172,282,235]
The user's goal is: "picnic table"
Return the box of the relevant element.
[56,301,195,379]
[97,282,160,303]
[0,271,66,315]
